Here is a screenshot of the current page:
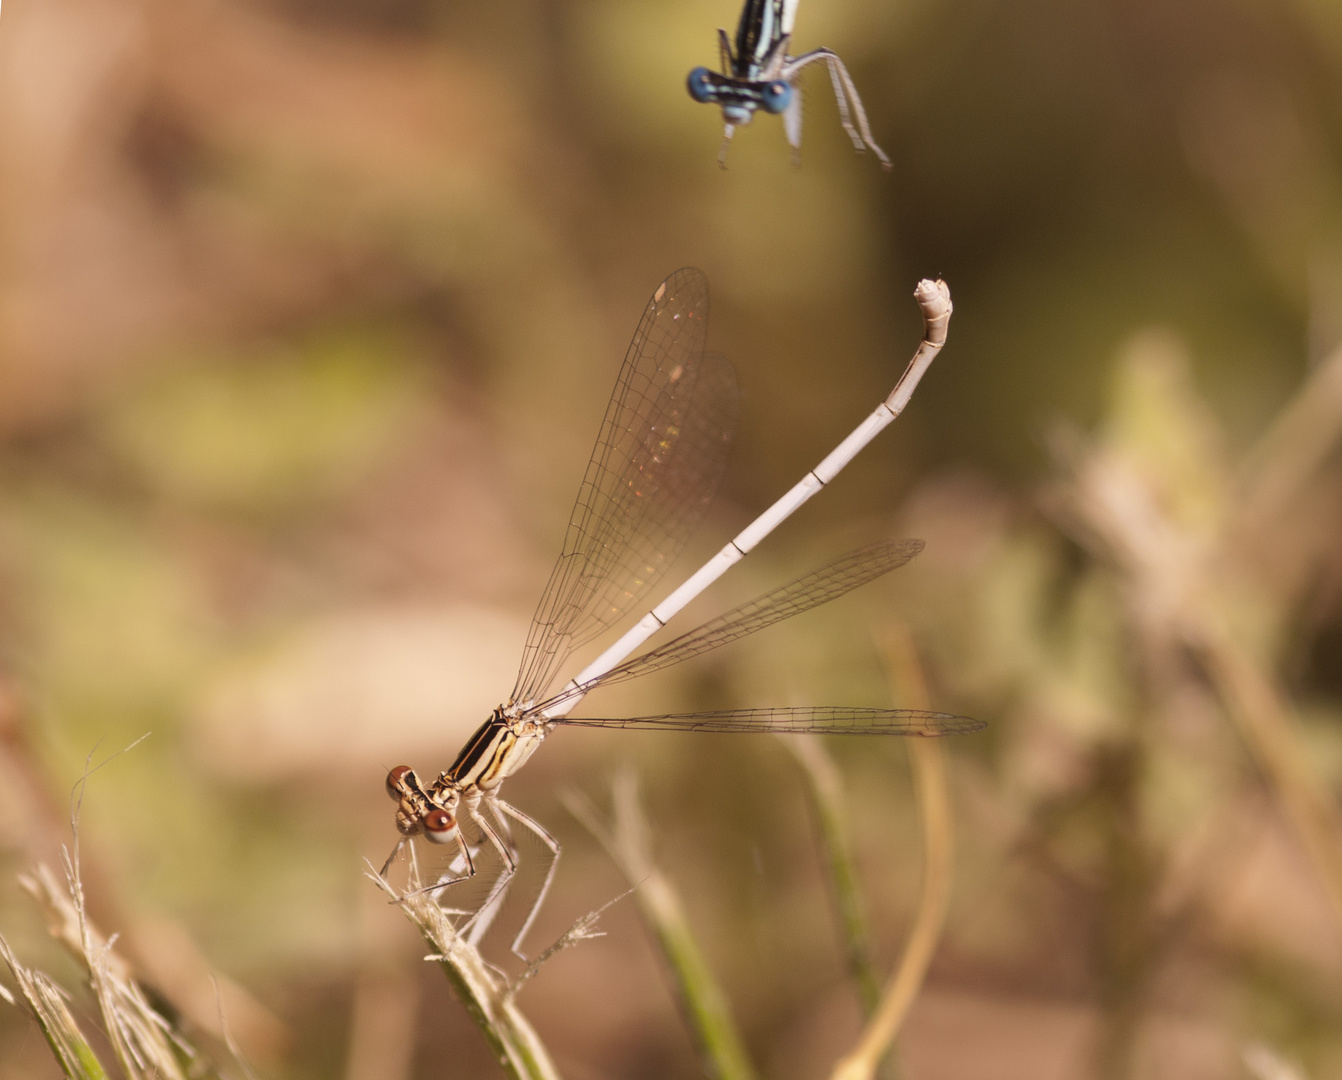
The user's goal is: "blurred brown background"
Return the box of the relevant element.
[2,0,1342,1077]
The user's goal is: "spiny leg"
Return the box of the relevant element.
[825,55,892,168]
[459,803,519,942]
[493,797,562,961]
[824,54,865,152]
[718,124,737,169]
[786,50,862,149]
[401,831,478,901]
[717,27,735,73]
[380,837,406,878]
[785,49,892,168]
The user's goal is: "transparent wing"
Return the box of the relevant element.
[536,538,924,713]
[511,269,739,706]
[553,706,985,736]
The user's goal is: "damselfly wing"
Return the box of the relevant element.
[382,270,979,957]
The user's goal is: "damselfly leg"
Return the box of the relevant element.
[444,798,561,960]
[382,271,975,957]
[494,799,561,958]
[783,49,891,167]
[688,0,891,168]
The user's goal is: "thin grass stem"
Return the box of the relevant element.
[781,734,906,1080]
[6,756,236,1078]
[0,934,112,1080]
[1193,621,1342,929]
[829,629,955,1080]
[567,770,758,1080]
[779,734,882,1015]
[369,863,565,1080]
[1240,337,1342,529]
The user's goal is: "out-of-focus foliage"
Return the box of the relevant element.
[1,0,1342,1077]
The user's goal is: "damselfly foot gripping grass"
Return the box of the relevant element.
[383,269,980,957]
[687,0,892,169]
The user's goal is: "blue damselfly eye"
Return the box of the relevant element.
[761,80,792,114]
[687,67,716,103]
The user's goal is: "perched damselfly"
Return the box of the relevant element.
[687,0,891,168]
[384,268,979,955]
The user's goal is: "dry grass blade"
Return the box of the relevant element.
[778,734,881,1014]
[1239,338,1342,530]
[8,745,238,1080]
[21,854,209,1080]
[1059,434,1342,931]
[781,732,905,1080]
[829,629,955,1080]
[28,740,225,1080]
[367,861,564,1080]
[1191,623,1342,926]
[566,770,758,1080]
[0,933,111,1080]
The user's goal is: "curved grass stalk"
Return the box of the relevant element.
[780,733,883,1015]
[829,629,955,1080]
[567,770,758,1080]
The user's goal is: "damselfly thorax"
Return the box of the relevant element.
[687,0,892,168]
[379,268,979,960]
[388,707,551,835]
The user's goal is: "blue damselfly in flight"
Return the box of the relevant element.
[384,269,979,955]
[687,0,891,168]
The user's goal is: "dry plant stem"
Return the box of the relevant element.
[779,735,881,1012]
[567,772,758,1080]
[372,871,562,1080]
[4,747,240,1080]
[829,632,955,1080]
[1240,336,1342,527]
[1065,446,1342,935]
[783,736,903,1080]
[0,706,284,1065]
[1193,621,1342,927]
[25,853,198,1080]
[34,739,207,1080]
[1222,338,1342,925]
[0,934,111,1080]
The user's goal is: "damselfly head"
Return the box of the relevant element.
[387,765,452,838]
[686,66,758,127]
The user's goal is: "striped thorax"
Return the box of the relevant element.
[386,707,552,846]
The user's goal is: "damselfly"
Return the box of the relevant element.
[384,269,979,955]
[687,0,891,169]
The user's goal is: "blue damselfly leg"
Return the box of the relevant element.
[686,0,892,168]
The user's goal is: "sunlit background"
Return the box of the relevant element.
[2,0,1342,1077]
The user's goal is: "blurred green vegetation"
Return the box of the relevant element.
[2,0,1342,1077]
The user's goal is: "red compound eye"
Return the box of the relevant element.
[386,765,414,801]
[423,810,457,842]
